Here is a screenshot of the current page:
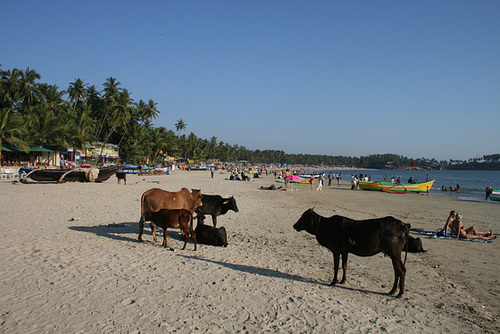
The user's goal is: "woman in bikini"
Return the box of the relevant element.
[450,214,496,240]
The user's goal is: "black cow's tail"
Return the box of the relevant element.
[403,223,411,266]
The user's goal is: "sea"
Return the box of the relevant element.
[311,169,500,204]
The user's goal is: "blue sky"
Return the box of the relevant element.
[1,1,499,161]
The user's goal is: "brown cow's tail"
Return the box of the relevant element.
[140,191,147,220]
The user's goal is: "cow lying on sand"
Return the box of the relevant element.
[195,214,228,247]
[293,208,410,297]
[195,194,238,227]
[138,187,202,242]
[148,209,197,250]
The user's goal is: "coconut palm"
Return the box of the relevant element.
[0,108,29,154]
[175,119,187,136]
[67,78,88,110]
[19,67,41,114]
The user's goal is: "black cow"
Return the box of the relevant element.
[195,194,238,227]
[293,208,410,297]
[405,235,426,253]
[116,172,127,185]
[195,214,228,247]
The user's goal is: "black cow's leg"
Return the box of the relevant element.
[212,215,217,227]
[339,252,348,284]
[151,222,158,242]
[389,256,404,296]
[397,259,406,298]
[138,216,145,241]
[189,215,197,251]
[330,253,340,286]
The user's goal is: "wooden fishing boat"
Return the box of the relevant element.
[19,165,121,183]
[358,179,435,193]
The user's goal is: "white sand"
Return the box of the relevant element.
[0,170,499,333]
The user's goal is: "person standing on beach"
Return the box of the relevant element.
[328,173,332,186]
[284,169,290,190]
[309,175,315,190]
[317,173,324,191]
[210,166,215,178]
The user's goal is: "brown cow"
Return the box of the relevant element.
[138,187,202,242]
[149,209,197,250]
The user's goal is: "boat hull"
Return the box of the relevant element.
[358,179,435,193]
[489,190,500,201]
[20,165,120,183]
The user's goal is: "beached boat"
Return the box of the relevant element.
[19,165,121,183]
[486,189,500,201]
[358,179,435,193]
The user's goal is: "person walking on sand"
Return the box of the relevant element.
[317,173,324,191]
[309,174,315,190]
[328,173,332,187]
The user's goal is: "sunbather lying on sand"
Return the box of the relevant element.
[450,214,496,240]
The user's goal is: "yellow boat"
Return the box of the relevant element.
[358,179,435,193]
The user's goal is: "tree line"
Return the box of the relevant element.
[1,67,498,170]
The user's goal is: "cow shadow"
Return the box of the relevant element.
[179,254,318,285]
[69,222,186,244]
[333,284,394,297]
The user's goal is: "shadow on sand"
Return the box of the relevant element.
[180,254,321,285]
[69,224,393,296]
[68,222,185,244]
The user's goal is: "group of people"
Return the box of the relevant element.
[441,210,496,240]
[441,184,461,192]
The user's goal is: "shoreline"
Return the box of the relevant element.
[1,171,499,332]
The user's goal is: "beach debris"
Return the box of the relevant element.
[70,217,80,221]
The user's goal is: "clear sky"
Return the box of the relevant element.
[1,1,499,161]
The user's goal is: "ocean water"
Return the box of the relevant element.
[315,169,500,203]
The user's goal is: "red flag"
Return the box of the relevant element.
[411,161,416,168]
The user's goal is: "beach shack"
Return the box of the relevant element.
[1,144,60,167]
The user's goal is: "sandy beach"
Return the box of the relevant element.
[1,170,499,333]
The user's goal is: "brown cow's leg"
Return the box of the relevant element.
[339,252,348,284]
[192,230,197,251]
[330,253,340,286]
[151,222,158,243]
[181,227,189,250]
[163,228,168,248]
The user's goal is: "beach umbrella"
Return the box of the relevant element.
[285,175,302,182]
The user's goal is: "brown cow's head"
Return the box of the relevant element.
[191,189,203,209]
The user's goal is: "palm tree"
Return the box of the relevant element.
[175,119,187,136]
[0,68,22,111]
[100,89,133,158]
[0,108,29,154]
[67,78,88,110]
[19,67,41,114]
[96,77,121,141]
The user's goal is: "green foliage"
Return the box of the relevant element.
[1,66,498,169]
